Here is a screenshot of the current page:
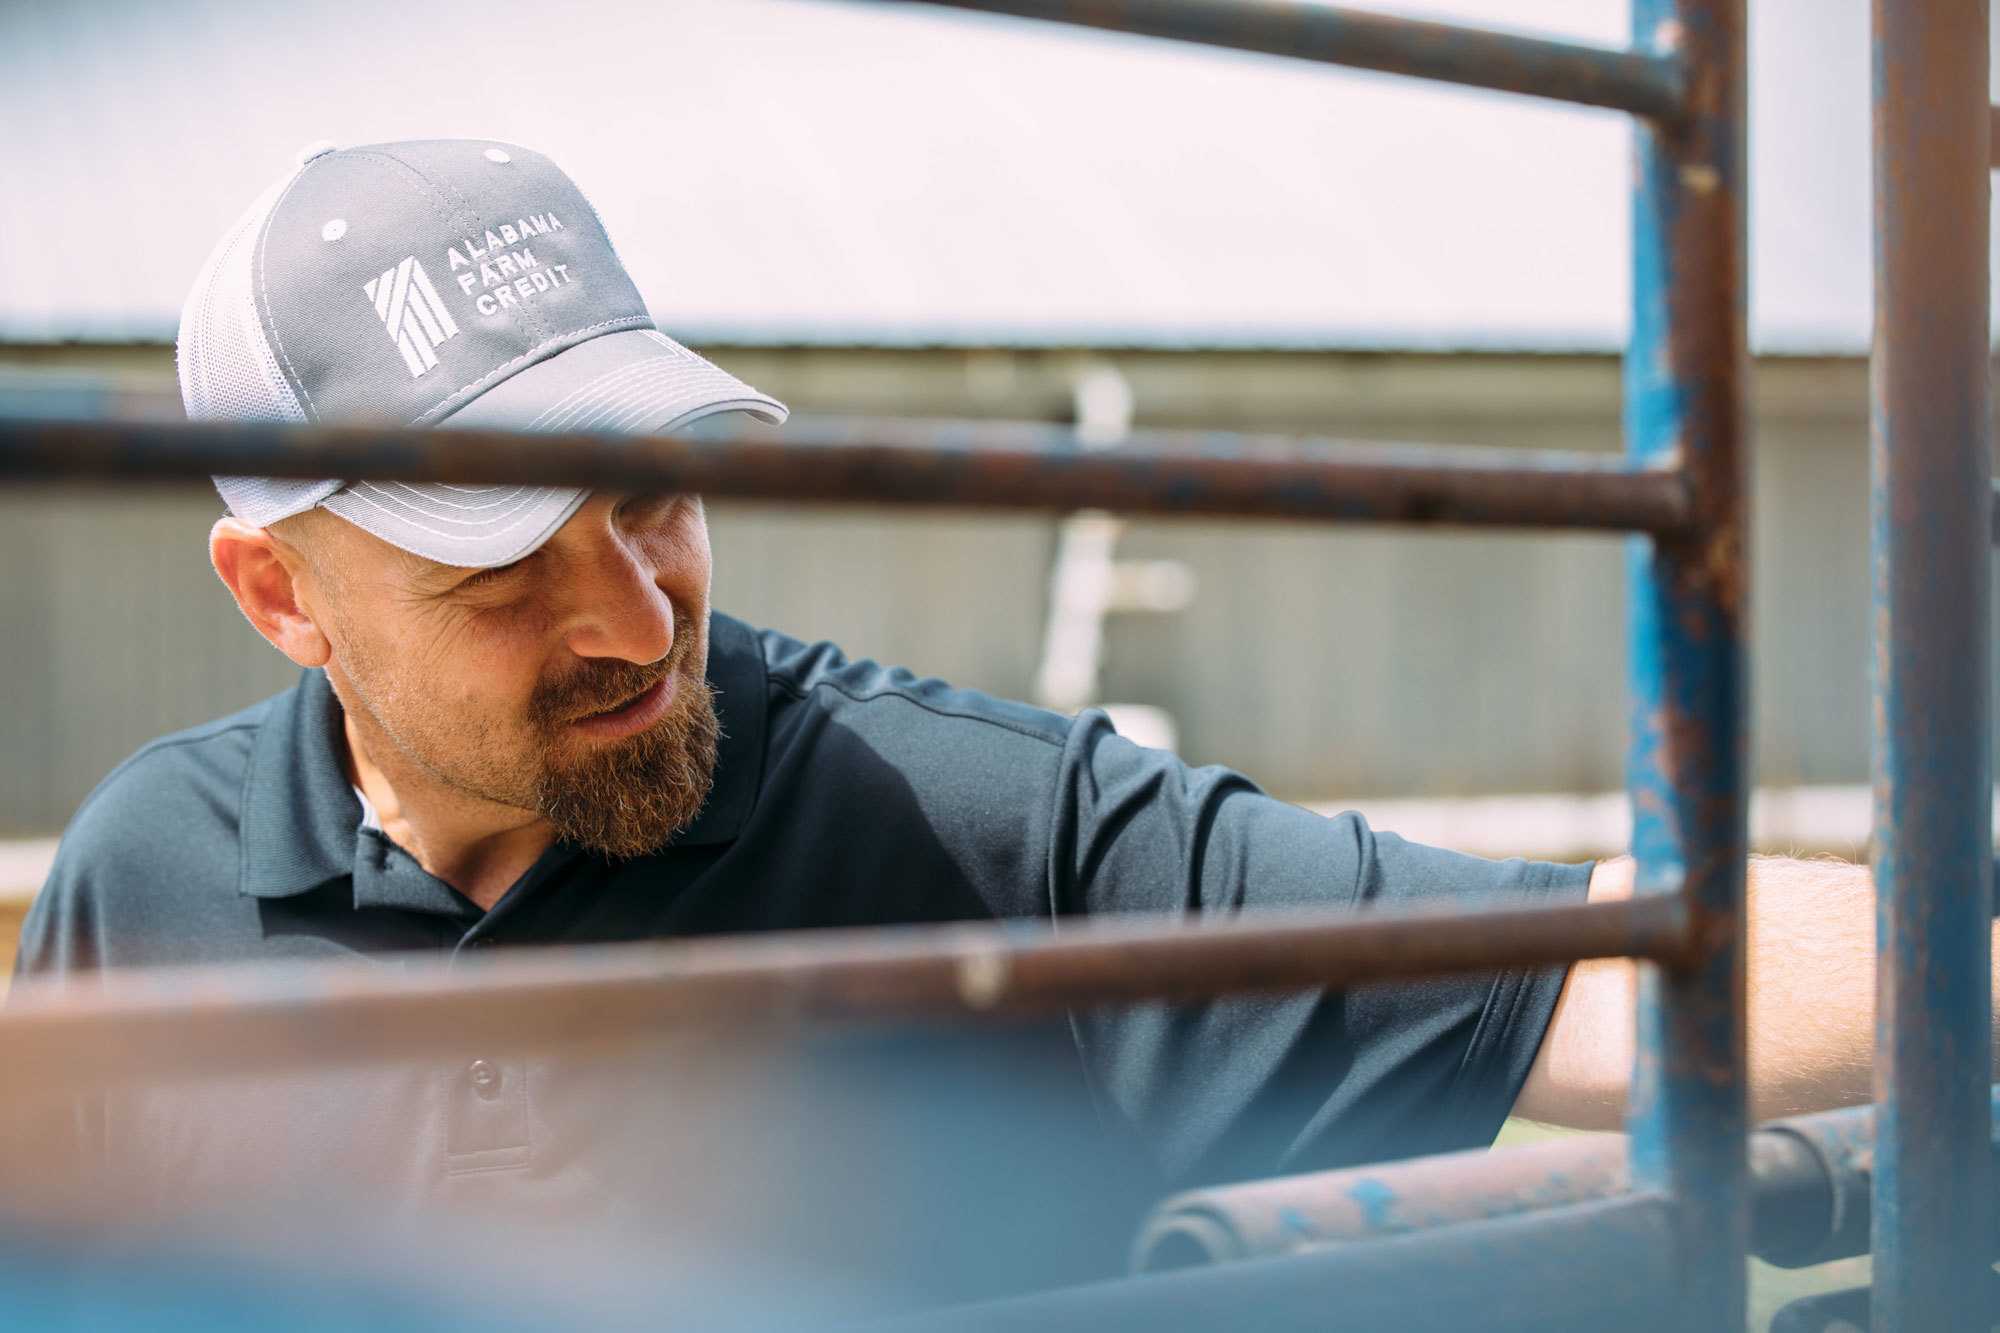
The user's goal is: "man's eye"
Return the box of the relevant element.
[459,560,523,590]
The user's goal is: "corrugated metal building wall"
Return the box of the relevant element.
[0,344,1921,836]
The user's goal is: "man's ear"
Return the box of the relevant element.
[210,517,333,667]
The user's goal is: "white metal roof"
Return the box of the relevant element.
[0,0,1974,351]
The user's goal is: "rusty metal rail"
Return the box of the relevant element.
[900,1194,1679,1333]
[0,0,1783,1328]
[0,895,1684,1099]
[897,0,1687,123]
[0,416,1691,533]
[1872,10,1996,1330]
[0,6,1986,1333]
[1132,1088,1947,1275]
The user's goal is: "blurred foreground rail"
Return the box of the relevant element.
[0,895,1683,1098]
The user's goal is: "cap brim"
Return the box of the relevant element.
[320,330,788,568]
[439,328,788,435]
[321,481,589,570]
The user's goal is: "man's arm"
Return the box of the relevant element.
[1513,854,1897,1130]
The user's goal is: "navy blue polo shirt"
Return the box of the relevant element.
[18,610,1588,1189]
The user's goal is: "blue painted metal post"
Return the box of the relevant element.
[1624,0,1748,1329]
[1870,0,1993,1326]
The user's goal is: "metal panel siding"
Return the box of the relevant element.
[0,489,300,834]
[1102,521,1625,796]
[1623,0,1750,1327]
[1868,0,1994,1325]
[704,504,1053,705]
[0,353,1898,833]
[0,491,1057,836]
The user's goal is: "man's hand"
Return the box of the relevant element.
[1511,854,1886,1129]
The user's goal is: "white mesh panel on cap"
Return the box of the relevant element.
[178,169,309,425]
[176,165,331,527]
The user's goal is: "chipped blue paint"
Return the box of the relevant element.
[1342,1179,1399,1235]
[1623,0,1748,1329]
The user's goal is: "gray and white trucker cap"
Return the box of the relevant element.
[177,138,788,567]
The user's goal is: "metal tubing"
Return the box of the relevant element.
[1870,0,1994,1325]
[1623,0,1749,1328]
[0,416,1691,533]
[1770,1288,1874,1333]
[894,0,1686,125]
[1773,1276,2000,1333]
[1130,1093,1926,1274]
[895,1194,1676,1333]
[1133,1131,1629,1271]
[0,895,1688,1099]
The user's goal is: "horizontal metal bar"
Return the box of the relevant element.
[1134,1130,1630,1271]
[0,416,1691,533]
[0,895,1688,1099]
[1768,1287,1873,1333]
[1132,1088,2000,1274]
[1768,1276,2000,1333]
[894,1194,1675,1333]
[893,0,1686,124]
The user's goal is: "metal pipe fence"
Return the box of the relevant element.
[0,895,1687,1098]
[1133,1088,1985,1275]
[0,0,1987,1329]
[0,416,1694,533]
[1872,3,1994,1328]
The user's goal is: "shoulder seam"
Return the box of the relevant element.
[67,719,264,827]
[767,671,1068,748]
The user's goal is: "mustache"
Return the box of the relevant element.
[527,624,694,729]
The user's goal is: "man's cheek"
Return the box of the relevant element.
[433,615,551,717]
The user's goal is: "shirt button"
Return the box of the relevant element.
[469,1059,501,1099]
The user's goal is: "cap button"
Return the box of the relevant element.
[295,139,339,166]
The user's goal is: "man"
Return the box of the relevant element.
[11,139,1914,1274]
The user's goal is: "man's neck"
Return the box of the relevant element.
[340,710,557,913]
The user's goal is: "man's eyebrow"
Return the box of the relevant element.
[446,553,534,585]
[402,554,484,587]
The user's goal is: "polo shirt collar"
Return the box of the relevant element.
[236,610,766,901]
[238,666,361,901]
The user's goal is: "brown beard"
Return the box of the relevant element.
[524,635,721,860]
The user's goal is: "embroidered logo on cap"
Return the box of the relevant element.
[363,257,460,378]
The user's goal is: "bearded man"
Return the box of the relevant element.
[9,141,1953,1267]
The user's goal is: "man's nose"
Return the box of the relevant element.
[560,538,676,665]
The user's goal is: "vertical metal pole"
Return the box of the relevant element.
[1870,0,1993,1326]
[1624,1,1748,1330]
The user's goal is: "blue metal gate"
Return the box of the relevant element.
[0,2,1991,1329]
